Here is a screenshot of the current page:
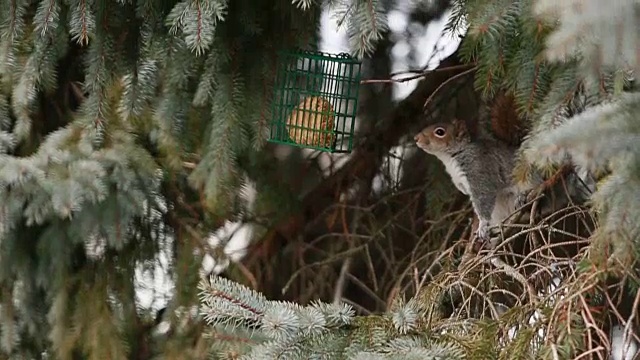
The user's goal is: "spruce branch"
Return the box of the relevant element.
[118,58,159,120]
[193,45,226,107]
[329,0,389,58]
[0,96,14,154]
[200,280,266,329]
[199,276,479,359]
[534,0,640,75]
[291,0,314,11]
[200,276,360,358]
[443,0,468,37]
[0,296,18,354]
[390,298,420,335]
[12,36,58,140]
[68,0,95,46]
[188,70,248,214]
[166,1,190,36]
[167,0,229,56]
[524,94,640,174]
[34,0,61,38]
[351,337,466,360]
[0,0,28,79]
[152,36,193,169]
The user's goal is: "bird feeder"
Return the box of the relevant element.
[268,49,362,153]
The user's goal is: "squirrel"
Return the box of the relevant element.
[414,118,537,244]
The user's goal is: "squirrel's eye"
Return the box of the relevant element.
[433,127,446,138]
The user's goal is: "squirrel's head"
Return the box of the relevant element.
[414,118,470,155]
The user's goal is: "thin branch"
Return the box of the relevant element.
[423,66,478,109]
[360,63,476,84]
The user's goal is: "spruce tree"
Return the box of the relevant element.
[1,0,639,359]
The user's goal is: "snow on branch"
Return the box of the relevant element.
[198,276,469,359]
[199,275,354,336]
[534,0,640,74]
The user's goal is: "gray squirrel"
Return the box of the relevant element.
[414,118,539,244]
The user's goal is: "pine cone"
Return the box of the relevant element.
[286,96,336,149]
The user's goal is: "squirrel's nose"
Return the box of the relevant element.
[413,133,421,142]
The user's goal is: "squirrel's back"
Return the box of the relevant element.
[453,137,517,189]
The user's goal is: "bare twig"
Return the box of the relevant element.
[360,64,476,84]
[423,66,477,109]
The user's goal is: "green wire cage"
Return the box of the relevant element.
[268,49,362,153]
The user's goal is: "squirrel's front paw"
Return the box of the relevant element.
[515,189,535,209]
[475,219,490,242]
